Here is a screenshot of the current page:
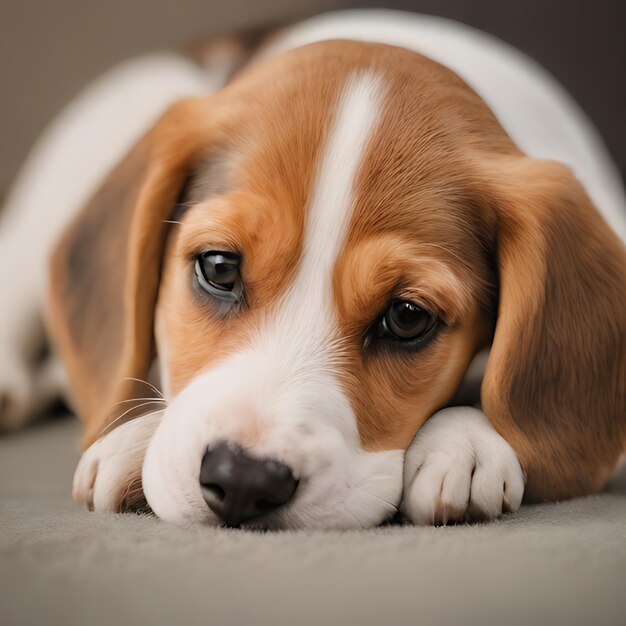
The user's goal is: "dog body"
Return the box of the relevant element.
[1,10,624,529]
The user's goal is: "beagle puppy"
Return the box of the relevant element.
[0,10,624,529]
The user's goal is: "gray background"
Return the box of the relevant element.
[1,0,625,192]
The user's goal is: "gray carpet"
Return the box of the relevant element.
[1,415,625,626]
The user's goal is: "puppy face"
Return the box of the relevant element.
[141,44,497,527]
[52,40,625,528]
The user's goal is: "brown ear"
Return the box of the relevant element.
[47,98,214,447]
[480,157,626,501]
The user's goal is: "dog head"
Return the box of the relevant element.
[49,41,625,528]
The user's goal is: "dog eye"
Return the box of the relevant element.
[195,251,242,302]
[377,299,438,344]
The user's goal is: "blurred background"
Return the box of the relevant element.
[1,0,625,192]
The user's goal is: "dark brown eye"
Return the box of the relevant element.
[195,251,242,303]
[377,299,438,343]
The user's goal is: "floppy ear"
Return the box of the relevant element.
[47,98,214,447]
[480,157,626,501]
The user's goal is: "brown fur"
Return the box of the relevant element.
[480,157,626,501]
[48,40,626,503]
[336,45,501,449]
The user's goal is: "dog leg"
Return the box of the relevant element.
[401,406,525,525]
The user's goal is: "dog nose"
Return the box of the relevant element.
[199,442,298,527]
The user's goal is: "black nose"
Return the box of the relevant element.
[199,442,298,527]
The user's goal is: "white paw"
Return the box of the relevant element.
[73,411,163,512]
[401,407,525,525]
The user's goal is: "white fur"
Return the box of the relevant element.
[73,411,163,512]
[401,407,525,525]
[142,72,405,528]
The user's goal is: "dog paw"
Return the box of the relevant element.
[401,406,525,525]
[73,411,163,512]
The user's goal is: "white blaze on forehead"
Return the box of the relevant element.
[298,71,386,295]
[256,71,386,361]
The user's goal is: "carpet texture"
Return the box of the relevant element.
[1,415,625,626]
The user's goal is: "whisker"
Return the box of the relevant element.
[163,219,184,226]
[111,397,167,407]
[122,377,164,399]
[98,402,165,438]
